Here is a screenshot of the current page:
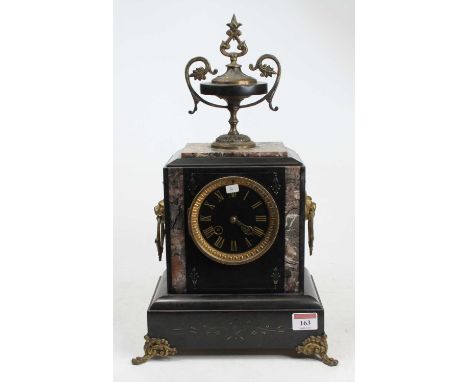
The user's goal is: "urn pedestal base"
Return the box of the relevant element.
[132,268,338,366]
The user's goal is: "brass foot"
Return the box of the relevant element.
[132,335,177,365]
[296,334,338,366]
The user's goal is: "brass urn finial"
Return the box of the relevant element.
[227,14,240,29]
[212,14,256,86]
[220,14,248,66]
[185,15,282,149]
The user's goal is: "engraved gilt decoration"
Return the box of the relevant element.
[270,171,281,195]
[189,267,200,289]
[172,320,287,341]
[271,266,281,289]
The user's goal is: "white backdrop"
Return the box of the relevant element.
[114,1,354,381]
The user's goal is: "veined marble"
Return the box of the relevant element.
[167,168,186,293]
[181,142,288,158]
[284,166,301,292]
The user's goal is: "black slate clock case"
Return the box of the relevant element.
[163,155,306,294]
[133,150,338,365]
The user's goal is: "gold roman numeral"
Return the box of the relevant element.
[203,226,215,238]
[251,201,263,209]
[230,240,238,252]
[214,190,224,202]
[252,226,264,237]
[229,192,237,198]
[214,236,225,249]
[200,215,211,222]
[255,215,267,222]
[243,190,250,200]
[204,201,216,210]
[245,237,252,248]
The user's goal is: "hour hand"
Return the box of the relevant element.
[239,224,253,235]
[229,216,253,235]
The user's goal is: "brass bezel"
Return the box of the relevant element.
[188,176,279,265]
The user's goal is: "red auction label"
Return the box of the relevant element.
[292,313,318,330]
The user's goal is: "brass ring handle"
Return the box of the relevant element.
[154,200,165,261]
[305,195,316,256]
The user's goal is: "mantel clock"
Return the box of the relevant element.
[132,15,338,366]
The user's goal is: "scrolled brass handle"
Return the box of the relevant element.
[154,200,165,261]
[245,53,281,111]
[184,56,223,114]
[305,195,316,256]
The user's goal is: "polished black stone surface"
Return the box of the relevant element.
[200,82,267,97]
[147,268,325,349]
[182,167,286,294]
[163,154,305,294]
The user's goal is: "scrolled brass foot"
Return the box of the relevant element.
[132,335,177,365]
[296,334,338,366]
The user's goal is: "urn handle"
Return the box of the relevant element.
[243,53,281,111]
[184,56,225,114]
[154,200,165,261]
[305,195,316,256]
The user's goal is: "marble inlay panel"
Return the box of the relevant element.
[284,166,301,292]
[167,168,186,293]
[181,142,288,158]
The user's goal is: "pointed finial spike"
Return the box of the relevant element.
[227,14,241,30]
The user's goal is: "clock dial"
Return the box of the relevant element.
[188,176,279,265]
[198,185,269,253]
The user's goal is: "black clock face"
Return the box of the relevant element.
[188,176,280,265]
[198,185,269,253]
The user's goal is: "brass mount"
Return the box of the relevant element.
[154,200,165,261]
[132,336,177,365]
[296,334,339,366]
[305,195,317,256]
[185,15,281,149]
[132,334,337,366]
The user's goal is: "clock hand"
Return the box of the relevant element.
[229,216,253,235]
[239,223,253,235]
